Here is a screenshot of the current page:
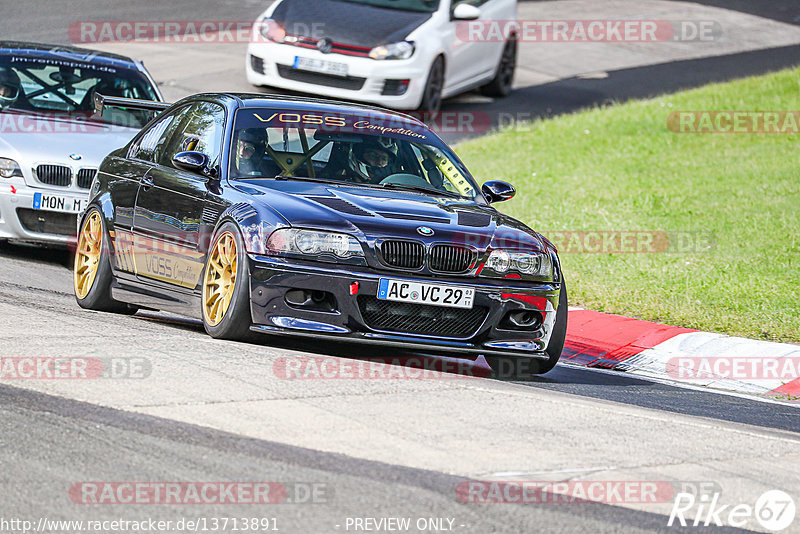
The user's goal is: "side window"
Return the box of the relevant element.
[156,102,226,169]
[130,112,178,162]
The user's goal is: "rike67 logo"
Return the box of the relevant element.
[669,490,796,531]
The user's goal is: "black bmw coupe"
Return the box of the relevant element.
[74,93,566,374]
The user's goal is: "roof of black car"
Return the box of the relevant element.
[0,41,142,69]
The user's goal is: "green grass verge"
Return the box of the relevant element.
[456,66,800,343]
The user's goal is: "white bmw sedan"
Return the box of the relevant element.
[0,41,162,246]
[246,0,517,111]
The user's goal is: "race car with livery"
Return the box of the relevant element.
[0,41,162,246]
[74,93,566,373]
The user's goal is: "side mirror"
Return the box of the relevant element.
[173,151,215,178]
[482,180,516,203]
[453,3,481,20]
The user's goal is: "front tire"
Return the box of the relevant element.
[74,208,136,314]
[485,281,567,377]
[536,281,568,374]
[419,57,444,112]
[201,222,253,340]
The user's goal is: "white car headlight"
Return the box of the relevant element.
[266,228,364,259]
[0,158,23,179]
[258,18,286,43]
[369,41,415,60]
[484,250,553,278]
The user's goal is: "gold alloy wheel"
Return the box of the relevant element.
[203,232,238,326]
[74,211,103,299]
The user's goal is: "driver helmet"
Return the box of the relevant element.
[350,138,398,182]
[237,128,265,147]
[0,67,22,110]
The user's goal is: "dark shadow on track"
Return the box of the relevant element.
[0,239,72,268]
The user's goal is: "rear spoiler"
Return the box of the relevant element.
[93,93,172,116]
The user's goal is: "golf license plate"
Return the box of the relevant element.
[293,56,349,77]
[377,279,475,309]
[33,192,87,214]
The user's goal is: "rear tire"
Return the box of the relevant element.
[479,38,517,98]
[201,222,253,341]
[74,208,137,314]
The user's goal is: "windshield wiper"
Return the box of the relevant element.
[379,182,462,198]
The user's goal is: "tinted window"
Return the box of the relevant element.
[0,55,159,127]
[131,111,179,162]
[156,102,225,169]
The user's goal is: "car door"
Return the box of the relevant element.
[132,101,226,290]
[108,111,179,276]
[472,0,515,78]
[444,0,512,91]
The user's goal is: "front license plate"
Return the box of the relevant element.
[32,192,87,214]
[378,279,475,309]
[293,56,349,77]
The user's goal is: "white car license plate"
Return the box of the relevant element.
[32,192,87,214]
[377,279,475,309]
[293,56,349,77]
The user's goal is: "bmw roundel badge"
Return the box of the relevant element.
[417,226,434,236]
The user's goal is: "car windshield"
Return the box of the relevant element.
[335,0,440,13]
[0,54,160,129]
[230,108,479,199]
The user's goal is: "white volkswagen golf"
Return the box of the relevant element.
[246,0,517,111]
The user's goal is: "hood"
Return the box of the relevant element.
[271,0,432,48]
[237,180,545,253]
[0,111,139,187]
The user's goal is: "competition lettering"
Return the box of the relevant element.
[353,120,426,139]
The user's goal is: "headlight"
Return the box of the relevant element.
[483,250,553,279]
[266,229,364,260]
[258,18,286,43]
[369,41,415,60]
[0,158,23,179]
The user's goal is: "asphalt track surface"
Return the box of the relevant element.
[0,242,788,533]
[2,1,800,533]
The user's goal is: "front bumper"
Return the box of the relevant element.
[248,255,562,359]
[246,41,429,110]
[0,182,87,245]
